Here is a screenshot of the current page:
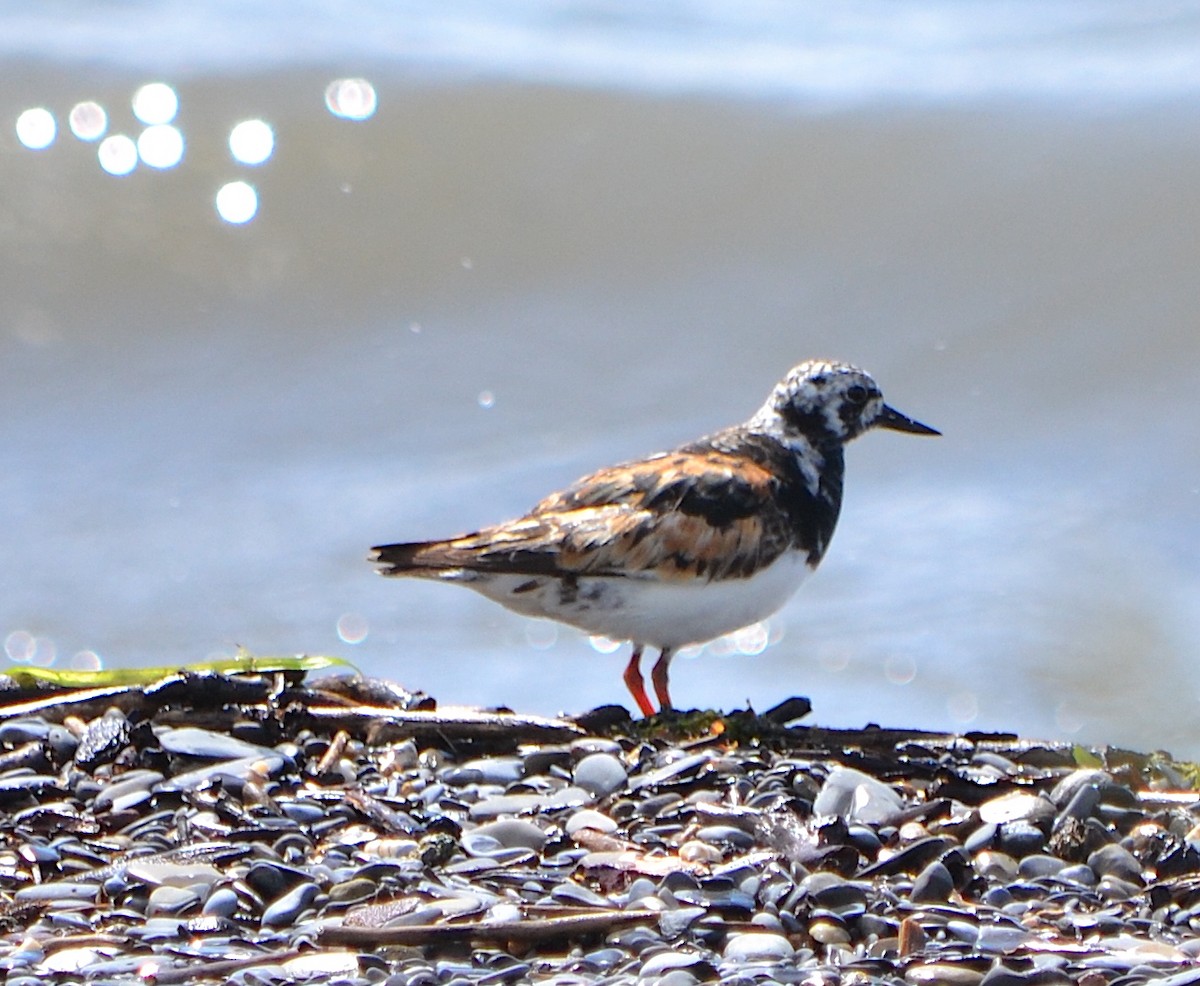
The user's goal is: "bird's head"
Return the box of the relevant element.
[754,359,940,446]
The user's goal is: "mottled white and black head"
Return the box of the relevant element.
[752,359,940,446]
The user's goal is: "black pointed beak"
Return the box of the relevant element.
[877,404,940,436]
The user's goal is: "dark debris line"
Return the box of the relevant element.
[0,672,1198,985]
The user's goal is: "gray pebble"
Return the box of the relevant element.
[1018,854,1067,879]
[201,886,240,918]
[14,881,100,903]
[261,881,319,926]
[145,885,202,917]
[1097,874,1141,900]
[695,824,755,849]
[979,964,1032,986]
[979,791,1052,825]
[154,726,277,760]
[564,808,618,835]
[904,963,985,986]
[659,906,707,938]
[722,931,795,961]
[1055,863,1098,886]
[911,860,954,902]
[639,950,704,976]
[573,752,628,796]
[995,821,1045,856]
[814,766,902,823]
[1087,843,1143,883]
[1049,768,1111,807]
[975,850,1019,882]
[1056,783,1101,824]
[965,823,998,853]
[93,770,165,813]
[468,818,547,852]
[467,794,545,819]
[0,719,51,745]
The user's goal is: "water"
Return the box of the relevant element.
[3,4,1199,754]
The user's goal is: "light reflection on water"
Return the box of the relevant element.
[69,101,107,141]
[4,631,56,668]
[215,181,258,224]
[98,134,138,176]
[324,78,377,121]
[132,82,178,126]
[335,612,370,645]
[229,119,274,165]
[15,107,56,149]
[137,124,184,169]
[11,76,373,223]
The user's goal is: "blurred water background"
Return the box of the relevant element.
[3,2,1199,753]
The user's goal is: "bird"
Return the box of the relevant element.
[370,359,938,717]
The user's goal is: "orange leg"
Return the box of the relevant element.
[650,648,674,712]
[623,646,656,718]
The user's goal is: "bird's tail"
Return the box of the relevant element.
[369,540,459,577]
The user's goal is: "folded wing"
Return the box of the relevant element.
[371,449,795,583]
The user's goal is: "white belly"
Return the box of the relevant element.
[444,551,813,650]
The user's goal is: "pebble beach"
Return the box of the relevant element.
[2,672,1200,986]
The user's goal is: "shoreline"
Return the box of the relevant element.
[1,670,1198,983]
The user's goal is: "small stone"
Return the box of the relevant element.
[328,877,377,903]
[154,726,276,760]
[979,965,1030,986]
[14,881,99,903]
[467,794,545,819]
[467,818,547,852]
[659,906,706,937]
[911,861,954,903]
[261,882,319,926]
[202,887,239,918]
[1087,843,1142,883]
[974,851,1018,882]
[750,912,784,932]
[814,767,902,824]
[979,792,1054,826]
[93,770,163,813]
[145,885,202,917]
[573,753,628,797]
[1096,874,1140,900]
[1017,854,1067,879]
[695,825,755,850]
[1056,783,1101,824]
[565,808,618,835]
[812,881,869,918]
[639,950,704,976]
[723,931,795,962]
[905,963,986,986]
[809,918,851,945]
[678,840,723,865]
[1056,863,1098,886]
[1049,768,1111,807]
[551,881,608,907]
[975,925,1032,955]
[448,756,524,785]
[125,861,222,889]
[965,823,998,853]
[995,821,1045,857]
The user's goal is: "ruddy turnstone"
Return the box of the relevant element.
[371,360,938,716]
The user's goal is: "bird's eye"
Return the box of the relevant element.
[845,384,869,405]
